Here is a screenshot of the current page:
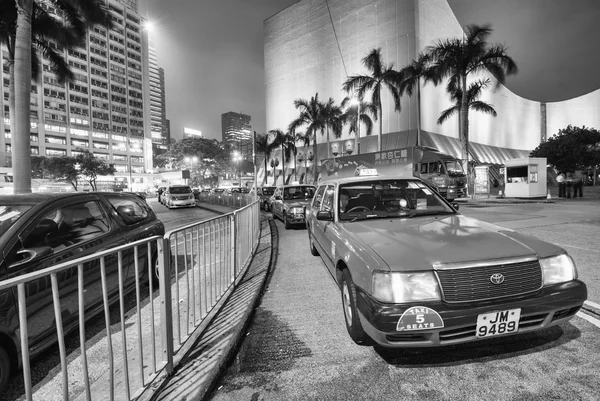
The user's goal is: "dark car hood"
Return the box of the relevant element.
[344,214,564,271]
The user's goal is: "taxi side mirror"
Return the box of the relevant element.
[316,211,333,221]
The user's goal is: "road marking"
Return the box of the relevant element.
[551,243,600,253]
[585,300,600,310]
[576,311,600,328]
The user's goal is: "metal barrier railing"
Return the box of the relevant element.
[0,200,260,400]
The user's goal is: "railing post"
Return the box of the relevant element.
[158,237,174,374]
[230,212,237,279]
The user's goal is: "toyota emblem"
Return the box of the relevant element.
[490,273,505,285]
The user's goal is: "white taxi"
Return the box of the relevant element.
[305,169,587,347]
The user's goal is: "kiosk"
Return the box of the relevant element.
[504,157,547,198]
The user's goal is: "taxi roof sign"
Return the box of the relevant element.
[354,167,379,177]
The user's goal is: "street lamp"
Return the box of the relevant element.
[232,151,242,186]
[185,156,198,186]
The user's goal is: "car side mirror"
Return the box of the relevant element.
[275,195,282,200]
[316,211,333,221]
[452,202,459,211]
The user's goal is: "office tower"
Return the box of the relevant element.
[149,40,169,168]
[0,0,152,191]
[221,112,252,160]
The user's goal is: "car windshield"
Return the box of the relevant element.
[338,179,455,221]
[283,186,316,200]
[170,186,192,194]
[444,160,465,177]
[262,187,275,196]
[0,204,32,236]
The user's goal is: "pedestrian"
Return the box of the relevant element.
[556,171,566,197]
[572,170,584,198]
[565,172,573,198]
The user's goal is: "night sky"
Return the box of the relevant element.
[141,0,600,142]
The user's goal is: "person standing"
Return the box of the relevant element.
[572,170,584,198]
[556,172,566,198]
[565,172,573,198]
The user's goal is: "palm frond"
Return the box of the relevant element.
[437,105,459,125]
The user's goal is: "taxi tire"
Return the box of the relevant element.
[284,214,291,229]
[341,269,371,345]
[0,346,10,394]
[308,230,319,256]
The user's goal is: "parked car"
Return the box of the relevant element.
[157,186,167,204]
[163,185,196,209]
[305,169,587,348]
[259,186,276,211]
[270,185,317,229]
[0,192,165,393]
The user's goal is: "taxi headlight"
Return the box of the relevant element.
[540,254,577,286]
[372,271,441,303]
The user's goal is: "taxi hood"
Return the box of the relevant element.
[344,214,564,271]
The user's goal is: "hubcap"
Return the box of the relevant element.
[342,282,352,327]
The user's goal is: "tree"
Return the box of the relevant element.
[428,24,517,182]
[42,155,79,191]
[343,48,403,152]
[254,132,273,186]
[269,129,287,185]
[31,155,46,179]
[75,150,116,191]
[321,98,343,158]
[10,0,111,193]
[295,131,312,184]
[282,131,298,182]
[398,52,439,146]
[288,93,326,183]
[340,96,376,155]
[530,125,600,174]
[437,78,497,125]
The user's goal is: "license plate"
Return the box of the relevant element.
[476,308,521,338]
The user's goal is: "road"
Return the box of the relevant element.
[1,199,221,401]
[210,200,600,401]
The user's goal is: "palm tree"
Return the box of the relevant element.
[321,98,343,158]
[254,132,273,186]
[437,78,497,125]
[295,131,312,184]
[11,0,111,193]
[398,52,439,146]
[269,129,287,185]
[282,132,298,182]
[343,48,403,152]
[288,93,326,183]
[340,96,376,155]
[428,24,517,183]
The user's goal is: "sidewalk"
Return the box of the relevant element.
[455,184,600,205]
[139,202,276,401]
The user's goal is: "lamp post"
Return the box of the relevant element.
[232,151,242,186]
[185,156,198,186]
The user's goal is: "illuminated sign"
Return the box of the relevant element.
[183,127,202,137]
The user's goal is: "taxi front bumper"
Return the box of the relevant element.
[169,198,196,207]
[355,280,587,348]
[285,212,306,225]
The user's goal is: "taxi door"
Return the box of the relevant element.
[312,185,337,272]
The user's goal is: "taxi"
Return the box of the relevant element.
[305,168,587,347]
[270,184,316,229]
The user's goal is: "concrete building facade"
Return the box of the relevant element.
[262,0,600,184]
[0,0,153,191]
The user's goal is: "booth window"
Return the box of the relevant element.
[506,165,528,183]
[529,165,538,183]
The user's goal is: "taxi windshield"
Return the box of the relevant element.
[170,186,192,194]
[0,204,31,236]
[338,179,454,221]
[284,186,316,200]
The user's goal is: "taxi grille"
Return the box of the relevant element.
[436,259,543,303]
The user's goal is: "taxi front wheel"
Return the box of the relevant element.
[341,269,371,345]
[308,230,319,256]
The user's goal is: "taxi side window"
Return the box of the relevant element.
[321,186,335,212]
[312,185,326,210]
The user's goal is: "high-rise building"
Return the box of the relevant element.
[221,112,252,160]
[0,0,153,190]
[149,40,169,168]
